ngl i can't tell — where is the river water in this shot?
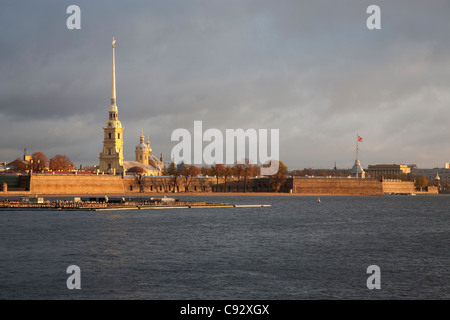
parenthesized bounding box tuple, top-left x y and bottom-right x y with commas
(1, 195, 449, 299)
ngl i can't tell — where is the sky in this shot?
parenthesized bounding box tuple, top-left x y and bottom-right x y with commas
(1, 0, 450, 170)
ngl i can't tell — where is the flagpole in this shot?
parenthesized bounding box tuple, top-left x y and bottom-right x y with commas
(356, 134, 359, 162)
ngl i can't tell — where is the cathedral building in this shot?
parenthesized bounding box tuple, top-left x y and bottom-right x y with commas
(122, 130, 164, 176)
(99, 38, 163, 176)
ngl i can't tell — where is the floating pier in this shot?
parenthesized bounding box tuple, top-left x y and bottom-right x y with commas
(0, 196, 271, 211)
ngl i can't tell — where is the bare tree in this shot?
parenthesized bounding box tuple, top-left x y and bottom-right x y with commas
(31, 152, 48, 171)
(243, 162, 261, 192)
(49, 154, 75, 171)
(164, 162, 181, 193)
(179, 164, 201, 192)
(128, 167, 147, 193)
(223, 166, 233, 192)
(201, 165, 211, 177)
(209, 164, 226, 192)
(232, 163, 245, 192)
(267, 160, 288, 192)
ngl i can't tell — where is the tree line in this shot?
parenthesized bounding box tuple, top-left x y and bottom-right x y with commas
(148, 160, 289, 193)
(23, 152, 75, 172)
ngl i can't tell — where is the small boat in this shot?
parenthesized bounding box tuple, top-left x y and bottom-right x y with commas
(317, 197, 321, 203)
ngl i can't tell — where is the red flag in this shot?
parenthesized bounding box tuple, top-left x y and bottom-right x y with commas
(357, 136, 363, 142)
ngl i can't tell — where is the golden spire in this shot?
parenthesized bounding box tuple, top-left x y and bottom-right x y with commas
(111, 37, 116, 106)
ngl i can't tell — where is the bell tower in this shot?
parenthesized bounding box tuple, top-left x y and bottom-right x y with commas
(135, 129, 150, 165)
(99, 37, 124, 174)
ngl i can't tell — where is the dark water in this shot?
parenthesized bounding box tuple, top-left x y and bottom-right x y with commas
(1, 195, 450, 300)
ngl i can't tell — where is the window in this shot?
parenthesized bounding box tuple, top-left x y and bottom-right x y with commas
(108, 133, 112, 139)
(108, 163, 111, 169)
(108, 148, 112, 155)
(140, 155, 142, 160)
(118, 133, 120, 139)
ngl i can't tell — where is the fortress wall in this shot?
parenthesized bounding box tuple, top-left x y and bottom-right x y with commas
(381, 181, 415, 194)
(292, 178, 384, 195)
(124, 176, 232, 193)
(29, 175, 126, 194)
(122, 176, 276, 193)
(6, 175, 415, 196)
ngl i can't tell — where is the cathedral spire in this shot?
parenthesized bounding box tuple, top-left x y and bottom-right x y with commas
(111, 37, 117, 106)
(100, 37, 124, 175)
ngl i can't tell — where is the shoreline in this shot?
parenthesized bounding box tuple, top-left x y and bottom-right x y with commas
(0, 191, 433, 198)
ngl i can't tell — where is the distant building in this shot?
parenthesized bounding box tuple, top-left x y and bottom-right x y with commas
(350, 160, 365, 179)
(367, 164, 411, 177)
(6, 158, 29, 172)
(411, 167, 450, 182)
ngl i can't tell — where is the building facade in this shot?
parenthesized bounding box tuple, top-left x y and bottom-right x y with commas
(411, 167, 450, 182)
(367, 164, 411, 177)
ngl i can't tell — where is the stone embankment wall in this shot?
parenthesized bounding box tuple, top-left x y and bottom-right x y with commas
(381, 180, 415, 194)
(292, 177, 416, 195)
(0, 175, 417, 196)
(29, 175, 126, 194)
(292, 177, 384, 195)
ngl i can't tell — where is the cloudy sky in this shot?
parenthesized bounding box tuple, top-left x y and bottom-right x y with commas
(1, 0, 450, 170)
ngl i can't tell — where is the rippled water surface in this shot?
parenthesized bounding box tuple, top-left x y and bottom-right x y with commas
(1, 195, 450, 299)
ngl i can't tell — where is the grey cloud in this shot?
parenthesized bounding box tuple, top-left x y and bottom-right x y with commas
(1, 1, 450, 169)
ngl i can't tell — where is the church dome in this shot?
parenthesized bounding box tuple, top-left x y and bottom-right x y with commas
(136, 142, 148, 151)
(135, 131, 150, 151)
(127, 166, 146, 174)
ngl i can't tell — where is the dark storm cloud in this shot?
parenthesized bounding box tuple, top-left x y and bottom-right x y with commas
(1, 0, 450, 168)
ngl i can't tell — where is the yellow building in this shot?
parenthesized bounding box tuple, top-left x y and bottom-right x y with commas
(99, 38, 124, 174)
(122, 130, 164, 176)
(367, 164, 411, 177)
(135, 130, 151, 165)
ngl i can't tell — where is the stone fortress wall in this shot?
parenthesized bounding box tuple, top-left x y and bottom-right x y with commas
(1, 174, 417, 196)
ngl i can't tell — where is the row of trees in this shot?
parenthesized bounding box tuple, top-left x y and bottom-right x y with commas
(28, 152, 75, 171)
(160, 162, 259, 193)
(149, 160, 289, 193)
